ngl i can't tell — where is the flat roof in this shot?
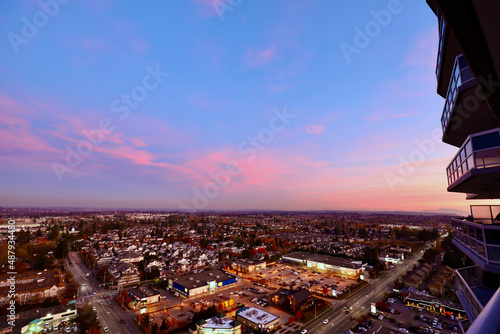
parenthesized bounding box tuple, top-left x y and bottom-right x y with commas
(237, 307, 278, 326)
(175, 269, 236, 290)
(283, 252, 362, 269)
(41, 303, 77, 318)
(201, 316, 236, 329)
(129, 285, 160, 300)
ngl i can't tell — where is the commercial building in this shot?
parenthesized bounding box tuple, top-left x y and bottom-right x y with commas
(19, 303, 78, 334)
(171, 270, 238, 297)
(191, 314, 242, 334)
(128, 285, 161, 308)
(231, 259, 266, 274)
(426, 1, 500, 333)
(235, 307, 279, 333)
(282, 252, 365, 278)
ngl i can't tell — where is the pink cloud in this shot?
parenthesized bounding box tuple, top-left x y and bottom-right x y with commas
(243, 46, 277, 68)
(305, 124, 325, 134)
(130, 138, 147, 147)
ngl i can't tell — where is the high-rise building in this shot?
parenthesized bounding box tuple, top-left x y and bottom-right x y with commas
(427, 1, 500, 333)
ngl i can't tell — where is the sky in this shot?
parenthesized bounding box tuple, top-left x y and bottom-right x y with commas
(1, 0, 496, 212)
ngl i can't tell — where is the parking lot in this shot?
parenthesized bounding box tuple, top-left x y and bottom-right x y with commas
(255, 263, 360, 298)
(350, 295, 462, 334)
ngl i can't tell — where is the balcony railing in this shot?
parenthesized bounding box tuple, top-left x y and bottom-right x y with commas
(436, 14, 446, 81)
(470, 206, 500, 225)
(455, 266, 483, 321)
(446, 128, 500, 187)
(452, 215, 500, 265)
(441, 55, 476, 134)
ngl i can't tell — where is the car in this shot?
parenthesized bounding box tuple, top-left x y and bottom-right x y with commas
(92, 307, 96, 311)
(378, 315, 384, 320)
(108, 304, 112, 308)
(53, 325, 58, 330)
(103, 327, 109, 332)
(120, 319, 125, 324)
(399, 329, 408, 333)
(93, 292, 97, 295)
(65, 328, 71, 333)
(323, 319, 329, 324)
(349, 316, 355, 321)
(301, 330, 308, 334)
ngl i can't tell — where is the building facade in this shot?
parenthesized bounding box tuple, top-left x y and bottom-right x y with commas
(171, 270, 238, 297)
(426, 1, 500, 333)
(282, 252, 364, 278)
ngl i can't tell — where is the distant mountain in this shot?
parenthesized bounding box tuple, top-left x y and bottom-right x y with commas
(421, 208, 469, 216)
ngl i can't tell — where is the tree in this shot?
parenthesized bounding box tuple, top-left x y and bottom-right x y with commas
(34, 253, 53, 270)
(160, 319, 168, 331)
(36, 228, 42, 237)
(241, 249, 251, 258)
(55, 239, 69, 258)
(149, 267, 160, 279)
(17, 228, 30, 244)
(48, 225, 60, 240)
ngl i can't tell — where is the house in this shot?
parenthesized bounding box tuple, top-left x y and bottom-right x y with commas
(108, 262, 141, 288)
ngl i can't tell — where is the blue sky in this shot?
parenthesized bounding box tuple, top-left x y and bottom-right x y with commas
(0, 0, 491, 212)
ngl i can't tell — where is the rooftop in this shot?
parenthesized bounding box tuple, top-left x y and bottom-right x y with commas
(200, 316, 237, 329)
(236, 307, 278, 325)
(283, 252, 363, 269)
(174, 269, 236, 290)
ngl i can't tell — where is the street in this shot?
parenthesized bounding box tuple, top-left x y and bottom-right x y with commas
(67, 252, 141, 334)
(302, 248, 426, 334)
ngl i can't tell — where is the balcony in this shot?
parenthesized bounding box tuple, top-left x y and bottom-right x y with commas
(435, 14, 446, 82)
(446, 128, 500, 198)
(455, 266, 486, 321)
(429, 9, 463, 98)
(451, 212, 500, 270)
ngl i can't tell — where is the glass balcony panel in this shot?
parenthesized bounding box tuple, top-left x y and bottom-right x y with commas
(486, 245, 500, 261)
(475, 227, 484, 242)
(441, 55, 477, 134)
(465, 140, 472, 156)
(484, 229, 500, 245)
(467, 155, 474, 170)
(492, 206, 500, 222)
(471, 239, 477, 252)
(461, 67, 474, 82)
(477, 243, 486, 257)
